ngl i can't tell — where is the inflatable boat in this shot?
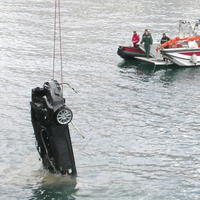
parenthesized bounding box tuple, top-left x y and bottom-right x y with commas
(117, 45, 147, 59)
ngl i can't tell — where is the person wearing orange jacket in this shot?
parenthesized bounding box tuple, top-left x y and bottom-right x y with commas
(132, 31, 140, 47)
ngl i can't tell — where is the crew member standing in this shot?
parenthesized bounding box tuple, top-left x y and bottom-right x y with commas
(160, 33, 170, 45)
(132, 31, 140, 47)
(140, 29, 153, 58)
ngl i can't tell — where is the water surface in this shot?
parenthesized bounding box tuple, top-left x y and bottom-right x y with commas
(1, 0, 200, 199)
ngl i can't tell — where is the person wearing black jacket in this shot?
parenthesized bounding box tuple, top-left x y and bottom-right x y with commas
(161, 33, 170, 45)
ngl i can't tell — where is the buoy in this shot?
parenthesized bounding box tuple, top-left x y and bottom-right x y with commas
(191, 54, 198, 65)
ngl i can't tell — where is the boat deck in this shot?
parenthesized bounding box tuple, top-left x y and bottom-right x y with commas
(135, 57, 173, 66)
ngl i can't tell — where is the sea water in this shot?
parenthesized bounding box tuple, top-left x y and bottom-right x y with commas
(1, 0, 200, 199)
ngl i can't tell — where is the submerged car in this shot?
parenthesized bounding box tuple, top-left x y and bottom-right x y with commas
(30, 80, 77, 176)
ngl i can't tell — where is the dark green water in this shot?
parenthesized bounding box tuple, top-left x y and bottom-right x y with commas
(1, 0, 200, 199)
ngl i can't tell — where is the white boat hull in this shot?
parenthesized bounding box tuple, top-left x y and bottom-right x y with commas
(161, 48, 200, 67)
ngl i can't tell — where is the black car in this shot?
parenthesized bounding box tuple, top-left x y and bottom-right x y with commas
(30, 80, 77, 176)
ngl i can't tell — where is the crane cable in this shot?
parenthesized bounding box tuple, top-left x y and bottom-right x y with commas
(52, 0, 63, 94)
(51, 0, 84, 140)
(52, 0, 78, 95)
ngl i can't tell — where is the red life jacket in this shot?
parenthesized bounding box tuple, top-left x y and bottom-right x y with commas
(132, 33, 140, 44)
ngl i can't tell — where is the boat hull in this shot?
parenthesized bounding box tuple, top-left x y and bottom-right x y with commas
(161, 48, 200, 67)
(117, 46, 147, 59)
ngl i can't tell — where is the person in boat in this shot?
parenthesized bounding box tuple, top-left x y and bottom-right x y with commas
(140, 29, 153, 58)
(160, 33, 170, 46)
(132, 31, 140, 47)
(142, 29, 148, 36)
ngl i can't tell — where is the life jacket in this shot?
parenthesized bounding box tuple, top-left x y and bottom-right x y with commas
(132, 33, 140, 44)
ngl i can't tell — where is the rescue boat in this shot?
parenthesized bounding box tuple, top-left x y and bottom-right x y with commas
(157, 20, 200, 67)
(158, 36, 200, 66)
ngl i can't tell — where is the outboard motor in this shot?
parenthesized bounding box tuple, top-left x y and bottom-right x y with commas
(30, 80, 77, 176)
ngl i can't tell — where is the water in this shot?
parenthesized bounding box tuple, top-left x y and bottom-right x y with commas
(1, 0, 200, 199)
